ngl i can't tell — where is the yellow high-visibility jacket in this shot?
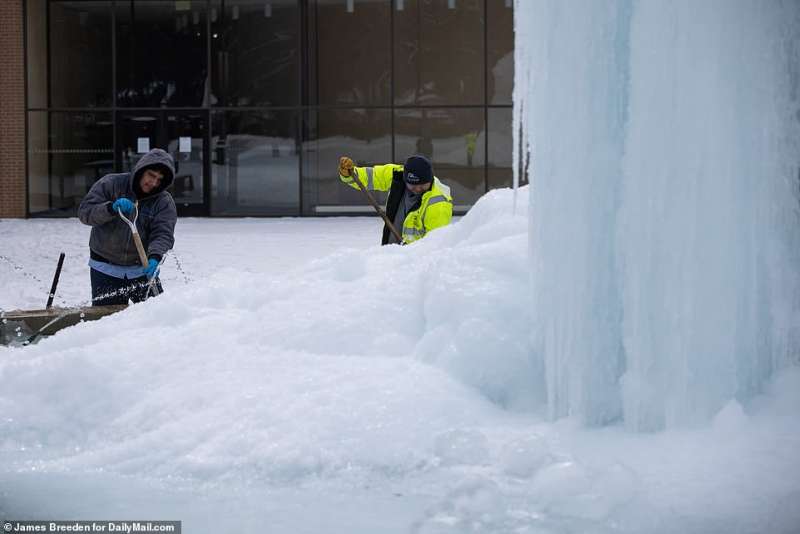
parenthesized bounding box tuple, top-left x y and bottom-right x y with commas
(340, 163, 453, 245)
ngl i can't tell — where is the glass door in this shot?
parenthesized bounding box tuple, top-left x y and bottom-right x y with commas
(116, 110, 209, 215)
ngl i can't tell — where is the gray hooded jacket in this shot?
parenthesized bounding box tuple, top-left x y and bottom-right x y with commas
(78, 149, 177, 266)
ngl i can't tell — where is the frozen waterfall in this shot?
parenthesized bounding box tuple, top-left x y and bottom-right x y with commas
(516, 0, 800, 430)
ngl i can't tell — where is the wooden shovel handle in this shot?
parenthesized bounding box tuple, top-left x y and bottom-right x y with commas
(133, 231, 161, 296)
(131, 232, 149, 268)
(349, 168, 404, 244)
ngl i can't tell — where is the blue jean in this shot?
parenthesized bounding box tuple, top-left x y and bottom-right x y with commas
(90, 268, 163, 306)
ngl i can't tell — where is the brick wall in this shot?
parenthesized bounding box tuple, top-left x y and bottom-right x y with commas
(0, 0, 26, 218)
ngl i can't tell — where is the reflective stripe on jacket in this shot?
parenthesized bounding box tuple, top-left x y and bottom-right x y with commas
(340, 163, 453, 245)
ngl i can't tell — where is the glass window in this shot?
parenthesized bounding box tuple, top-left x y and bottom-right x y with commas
(115, 1, 208, 107)
(211, 111, 300, 215)
(28, 111, 114, 216)
(25, 0, 515, 219)
(302, 109, 392, 215)
(487, 0, 513, 105)
(116, 111, 208, 211)
(487, 107, 511, 189)
(394, 107, 485, 209)
(50, 1, 113, 108)
(210, 0, 300, 107)
(26, 0, 48, 109)
(308, 0, 391, 106)
(394, 0, 484, 106)
(28, 112, 49, 213)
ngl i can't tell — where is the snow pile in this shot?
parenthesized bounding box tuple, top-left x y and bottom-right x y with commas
(517, 0, 800, 429)
(0, 188, 531, 487)
(2, 192, 800, 532)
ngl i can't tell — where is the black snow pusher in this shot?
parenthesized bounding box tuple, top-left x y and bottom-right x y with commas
(1, 305, 126, 346)
(0, 252, 126, 346)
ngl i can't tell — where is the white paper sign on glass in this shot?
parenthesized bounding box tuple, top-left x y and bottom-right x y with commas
(137, 137, 150, 153)
(179, 137, 192, 153)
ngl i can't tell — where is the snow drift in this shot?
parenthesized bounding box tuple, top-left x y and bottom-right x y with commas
(2, 190, 800, 532)
(0, 189, 532, 486)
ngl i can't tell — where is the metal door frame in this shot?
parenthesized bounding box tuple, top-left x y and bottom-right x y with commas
(114, 108, 211, 216)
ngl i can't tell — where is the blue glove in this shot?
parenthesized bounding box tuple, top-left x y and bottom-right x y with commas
(144, 258, 160, 280)
(112, 198, 135, 214)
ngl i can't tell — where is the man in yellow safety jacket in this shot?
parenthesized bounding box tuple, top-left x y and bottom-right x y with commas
(338, 154, 453, 245)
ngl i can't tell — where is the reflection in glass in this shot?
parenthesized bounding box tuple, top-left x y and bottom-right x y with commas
(309, 0, 391, 106)
(50, 1, 113, 108)
(394, 107, 485, 209)
(394, 0, 484, 106)
(211, 111, 300, 215)
(210, 0, 299, 107)
(116, 1, 208, 107)
(487, 0, 514, 105)
(488, 107, 512, 189)
(28, 112, 114, 216)
(302, 109, 392, 215)
(24, 0, 515, 218)
(27, 0, 47, 109)
(116, 112, 207, 208)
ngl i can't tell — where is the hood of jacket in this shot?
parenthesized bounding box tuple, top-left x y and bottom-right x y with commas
(131, 148, 176, 198)
(430, 177, 451, 199)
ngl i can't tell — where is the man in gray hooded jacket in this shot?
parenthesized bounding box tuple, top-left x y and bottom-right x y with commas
(78, 148, 177, 306)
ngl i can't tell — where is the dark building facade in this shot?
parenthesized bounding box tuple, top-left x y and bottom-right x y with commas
(5, 0, 513, 218)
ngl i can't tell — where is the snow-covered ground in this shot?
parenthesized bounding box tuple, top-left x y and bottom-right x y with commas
(1, 188, 799, 533)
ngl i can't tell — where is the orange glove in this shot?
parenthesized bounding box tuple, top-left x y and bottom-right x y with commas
(338, 156, 355, 178)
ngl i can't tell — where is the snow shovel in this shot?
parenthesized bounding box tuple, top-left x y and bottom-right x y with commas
(342, 160, 404, 244)
(20, 251, 68, 344)
(20, 251, 69, 345)
(1, 254, 127, 346)
(7, 253, 122, 346)
(117, 201, 161, 298)
(3, 304, 126, 346)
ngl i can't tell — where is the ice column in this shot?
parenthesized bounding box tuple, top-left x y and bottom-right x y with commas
(517, 1, 633, 425)
(517, 0, 800, 430)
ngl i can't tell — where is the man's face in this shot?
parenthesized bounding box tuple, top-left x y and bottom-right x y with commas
(405, 181, 431, 195)
(139, 168, 165, 194)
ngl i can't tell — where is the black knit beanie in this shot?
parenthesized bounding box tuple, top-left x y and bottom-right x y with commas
(403, 155, 434, 185)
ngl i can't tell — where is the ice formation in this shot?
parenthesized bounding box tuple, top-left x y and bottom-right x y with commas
(516, 0, 800, 430)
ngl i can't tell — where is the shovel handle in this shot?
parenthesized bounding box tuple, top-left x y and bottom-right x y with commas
(348, 168, 404, 244)
(117, 202, 161, 297)
(131, 224, 161, 297)
(46, 252, 66, 309)
(131, 232, 149, 268)
(117, 201, 149, 267)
